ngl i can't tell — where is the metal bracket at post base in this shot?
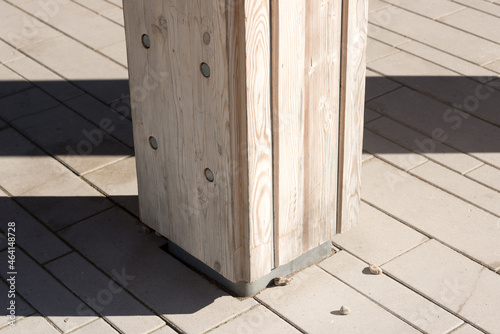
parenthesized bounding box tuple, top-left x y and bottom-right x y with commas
(164, 240, 334, 297)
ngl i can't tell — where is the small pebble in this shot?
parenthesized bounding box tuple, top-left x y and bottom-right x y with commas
(369, 264, 383, 275)
(339, 305, 351, 315)
(64, 318, 70, 323)
(274, 277, 292, 286)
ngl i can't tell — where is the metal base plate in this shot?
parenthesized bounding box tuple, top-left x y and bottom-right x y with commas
(164, 240, 334, 297)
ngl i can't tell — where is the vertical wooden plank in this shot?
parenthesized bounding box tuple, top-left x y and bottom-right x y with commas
(303, 0, 342, 248)
(125, 0, 244, 281)
(273, 0, 342, 266)
(244, 0, 274, 281)
(273, 0, 306, 266)
(226, 0, 251, 282)
(337, 0, 368, 233)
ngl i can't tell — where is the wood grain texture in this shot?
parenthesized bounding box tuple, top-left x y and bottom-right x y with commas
(124, 0, 239, 281)
(124, 0, 274, 283)
(273, 0, 342, 266)
(337, 0, 368, 233)
(244, 0, 274, 281)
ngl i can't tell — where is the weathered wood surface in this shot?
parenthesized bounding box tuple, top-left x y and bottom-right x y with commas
(125, 0, 367, 283)
(272, 0, 342, 266)
(337, 0, 368, 233)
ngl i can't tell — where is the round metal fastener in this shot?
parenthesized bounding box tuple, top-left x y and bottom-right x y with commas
(149, 136, 158, 150)
(204, 168, 214, 182)
(203, 32, 211, 45)
(200, 62, 210, 78)
(141, 34, 151, 49)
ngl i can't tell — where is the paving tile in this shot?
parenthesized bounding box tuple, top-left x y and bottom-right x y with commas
(382, 240, 500, 333)
(72, 0, 120, 14)
(484, 58, 500, 73)
(0, 315, 59, 333)
(365, 70, 400, 101)
(0, 64, 31, 99)
(410, 161, 500, 216)
(207, 305, 301, 334)
(319, 251, 463, 334)
(367, 22, 411, 47)
(20, 35, 129, 103)
(397, 41, 498, 81)
(0, 40, 25, 64)
(364, 108, 381, 123)
(0, 191, 71, 263)
(98, 41, 127, 67)
(381, 0, 464, 19)
(368, 6, 500, 64)
(362, 158, 500, 271)
(362, 151, 373, 163)
(452, 0, 500, 18)
(46, 252, 166, 334)
(69, 319, 119, 334)
(18, 0, 125, 50)
(58, 207, 257, 333)
(256, 265, 419, 334)
(64, 93, 133, 147)
(5, 56, 84, 101)
(0, 249, 97, 333)
(83, 156, 138, 216)
(0, 87, 59, 121)
(0, 1, 62, 48)
(11, 105, 133, 174)
(102, 9, 124, 26)
(0, 127, 69, 196)
(0, 119, 8, 131)
(366, 116, 483, 174)
(0, 280, 35, 320)
(368, 0, 391, 13)
(105, 0, 122, 9)
(332, 202, 428, 265)
(450, 324, 484, 334)
(363, 129, 427, 171)
(149, 325, 177, 334)
(439, 8, 500, 44)
(366, 87, 500, 168)
(16, 172, 113, 231)
(466, 163, 500, 192)
(366, 38, 399, 63)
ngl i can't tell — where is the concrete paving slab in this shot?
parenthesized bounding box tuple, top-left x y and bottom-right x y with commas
(256, 265, 420, 334)
(0, 315, 59, 333)
(58, 207, 257, 333)
(332, 202, 428, 265)
(362, 158, 500, 271)
(0, 64, 31, 99)
(0, 249, 97, 333)
(0, 190, 71, 263)
(83, 156, 138, 216)
(11, 104, 133, 174)
(207, 305, 301, 334)
(366, 116, 483, 174)
(46, 252, 166, 334)
(319, 251, 464, 334)
(383, 240, 500, 334)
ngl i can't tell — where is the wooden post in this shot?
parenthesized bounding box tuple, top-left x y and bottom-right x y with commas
(123, 0, 368, 296)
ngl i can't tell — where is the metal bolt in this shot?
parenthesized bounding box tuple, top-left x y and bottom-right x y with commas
(200, 62, 210, 78)
(203, 32, 211, 45)
(204, 168, 214, 182)
(149, 136, 158, 150)
(141, 34, 150, 49)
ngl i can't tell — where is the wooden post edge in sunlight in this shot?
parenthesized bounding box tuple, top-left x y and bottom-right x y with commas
(123, 0, 368, 296)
